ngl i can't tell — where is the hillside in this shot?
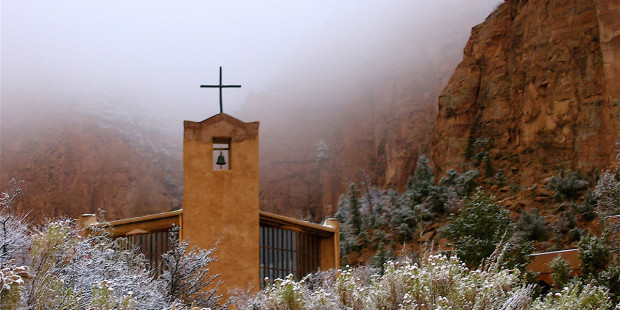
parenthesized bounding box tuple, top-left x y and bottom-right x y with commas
(1, 0, 617, 225)
(242, 0, 619, 221)
(240, 27, 471, 220)
(0, 99, 182, 220)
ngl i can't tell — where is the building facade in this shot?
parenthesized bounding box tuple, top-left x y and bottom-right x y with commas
(84, 113, 340, 297)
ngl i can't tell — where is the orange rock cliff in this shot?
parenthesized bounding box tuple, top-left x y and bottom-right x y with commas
(430, 0, 620, 186)
(1, 0, 618, 222)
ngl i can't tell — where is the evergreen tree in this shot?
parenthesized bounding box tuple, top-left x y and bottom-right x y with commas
(550, 256, 572, 289)
(516, 208, 549, 242)
(578, 234, 610, 279)
(347, 184, 363, 237)
(406, 155, 435, 204)
(442, 189, 512, 267)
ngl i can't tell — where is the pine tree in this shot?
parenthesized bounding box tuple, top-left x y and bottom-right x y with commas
(347, 184, 363, 237)
(442, 189, 512, 267)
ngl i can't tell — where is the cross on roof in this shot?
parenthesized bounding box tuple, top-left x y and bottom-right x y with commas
(200, 66, 241, 114)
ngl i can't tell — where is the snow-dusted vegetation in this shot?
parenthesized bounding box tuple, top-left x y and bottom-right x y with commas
(2, 160, 619, 309)
(236, 253, 613, 309)
(0, 180, 221, 310)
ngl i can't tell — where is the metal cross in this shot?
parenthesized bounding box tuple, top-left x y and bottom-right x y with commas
(200, 66, 241, 114)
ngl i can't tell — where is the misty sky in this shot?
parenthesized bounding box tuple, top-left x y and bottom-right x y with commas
(2, 0, 501, 134)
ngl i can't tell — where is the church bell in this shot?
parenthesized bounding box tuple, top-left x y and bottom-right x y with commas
(216, 151, 227, 167)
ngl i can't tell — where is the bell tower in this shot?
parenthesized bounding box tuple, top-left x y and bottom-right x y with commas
(182, 113, 260, 292)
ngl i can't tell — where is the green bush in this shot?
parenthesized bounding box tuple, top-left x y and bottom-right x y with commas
(598, 265, 620, 304)
(550, 256, 572, 289)
(442, 189, 513, 267)
(547, 170, 589, 201)
(578, 234, 610, 279)
(516, 208, 549, 242)
(530, 282, 612, 310)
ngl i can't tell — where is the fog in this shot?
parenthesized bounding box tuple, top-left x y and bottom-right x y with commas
(2, 0, 501, 137)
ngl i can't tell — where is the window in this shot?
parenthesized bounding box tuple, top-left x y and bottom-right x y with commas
(125, 229, 172, 276)
(259, 226, 321, 287)
(213, 138, 230, 170)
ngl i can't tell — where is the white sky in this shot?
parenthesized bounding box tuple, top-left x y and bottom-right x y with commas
(1, 0, 501, 133)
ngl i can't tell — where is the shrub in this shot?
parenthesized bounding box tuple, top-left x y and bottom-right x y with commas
(442, 189, 513, 267)
(0, 179, 30, 268)
(0, 265, 30, 309)
(578, 234, 610, 279)
(598, 265, 620, 304)
(592, 170, 620, 219)
(591, 170, 620, 252)
(0, 178, 224, 310)
(530, 282, 612, 310)
(495, 168, 507, 186)
(26, 220, 170, 309)
(552, 211, 576, 243)
(238, 254, 616, 310)
(516, 208, 549, 242)
(160, 225, 222, 308)
(547, 170, 589, 201)
(238, 254, 528, 310)
(550, 256, 571, 289)
(572, 199, 595, 221)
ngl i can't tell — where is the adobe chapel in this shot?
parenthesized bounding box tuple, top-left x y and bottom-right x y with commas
(81, 111, 340, 296)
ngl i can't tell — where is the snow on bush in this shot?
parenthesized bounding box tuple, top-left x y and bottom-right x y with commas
(235, 253, 615, 309)
(0, 264, 30, 309)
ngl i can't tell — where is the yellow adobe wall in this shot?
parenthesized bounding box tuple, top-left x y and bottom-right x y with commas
(320, 218, 340, 270)
(183, 114, 260, 296)
(528, 249, 581, 285)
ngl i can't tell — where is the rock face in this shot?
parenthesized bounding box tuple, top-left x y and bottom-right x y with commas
(4, 0, 617, 223)
(243, 59, 459, 220)
(431, 0, 620, 186)
(0, 101, 182, 220)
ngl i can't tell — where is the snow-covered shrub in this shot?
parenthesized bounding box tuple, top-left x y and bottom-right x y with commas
(578, 233, 611, 279)
(0, 179, 30, 267)
(160, 225, 222, 308)
(26, 219, 80, 309)
(238, 252, 617, 309)
(261, 274, 308, 310)
(63, 225, 168, 309)
(0, 264, 29, 309)
(237, 254, 529, 309)
(21, 219, 170, 309)
(531, 282, 612, 310)
(90, 280, 136, 310)
(547, 170, 589, 202)
(516, 208, 549, 242)
(592, 170, 620, 251)
(550, 256, 572, 289)
(442, 189, 513, 267)
(592, 170, 620, 219)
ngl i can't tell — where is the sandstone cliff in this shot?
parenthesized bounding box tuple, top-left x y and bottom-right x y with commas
(0, 100, 182, 220)
(4, 0, 618, 224)
(242, 50, 461, 220)
(431, 0, 620, 187)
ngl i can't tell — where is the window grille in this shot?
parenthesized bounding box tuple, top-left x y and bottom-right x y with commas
(259, 226, 320, 288)
(125, 229, 172, 276)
